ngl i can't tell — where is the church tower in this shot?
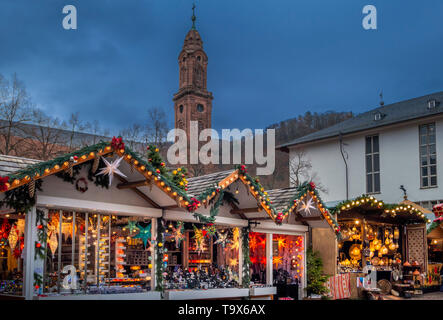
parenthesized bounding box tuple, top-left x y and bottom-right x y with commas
(173, 5, 213, 140)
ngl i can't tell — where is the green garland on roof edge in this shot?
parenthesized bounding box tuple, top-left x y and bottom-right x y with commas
(282, 181, 341, 238)
(331, 194, 428, 223)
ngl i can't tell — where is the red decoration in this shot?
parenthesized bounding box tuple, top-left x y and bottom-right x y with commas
(111, 136, 125, 151)
(239, 165, 247, 173)
(309, 182, 316, 190)
(0, 176, 9, 192)
(433, 203, 443, 218)
(276, 212, 284, 224)
(35, 242, 41, 248)
(0, 218, 11, 240)
(37, 224, 43, 230)
(75, 177, 88, 193)
(156, 169, 160, 174)
(187, 197, 201, 212)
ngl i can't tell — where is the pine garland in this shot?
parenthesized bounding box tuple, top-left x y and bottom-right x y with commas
(155, 218, 166, 292)
(1, 180, 42, 213)
(241, 226, 251, 288)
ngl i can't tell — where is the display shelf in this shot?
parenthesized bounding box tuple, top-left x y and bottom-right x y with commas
(164, 288, 249, 300)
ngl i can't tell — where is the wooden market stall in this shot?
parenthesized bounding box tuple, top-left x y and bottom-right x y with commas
(330, 195, 430, 299)
(426, 204, 443, 291)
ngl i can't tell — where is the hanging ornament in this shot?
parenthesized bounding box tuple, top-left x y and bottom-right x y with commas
(193, 226, 206, 254)
(8, 225, 19, 250)
(229, 227, 240, 251)
(170, 222, 185, 248)
(124, 220, 140, 234)
(96, 156, 127, 187)
(92, 156, 100, 174)
(16, 219, 25, 235)
(61, 222, 73, 239)
(28, 179, 35, 198)
(214, 230, 230, 249)
(48, 231, 58, 257)
(132, 223, 151, 248)
(272, 256, 283, 266)
(0, 218, 11, 240)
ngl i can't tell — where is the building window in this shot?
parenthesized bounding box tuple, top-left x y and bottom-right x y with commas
(197, 104, 204, 112)
(420, 123, 437, 188)
(365, 135, 380, 193)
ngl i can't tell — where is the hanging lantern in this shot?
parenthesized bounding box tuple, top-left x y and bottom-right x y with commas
(389, 242, 396, 251)
(394, 228, 399, 240)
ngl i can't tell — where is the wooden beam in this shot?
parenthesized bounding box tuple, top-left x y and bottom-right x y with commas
(117, 179, 149, 189)
(229, 203, 247, 220)
(115, 176, 160, 209)
(230, 207, 261, 214)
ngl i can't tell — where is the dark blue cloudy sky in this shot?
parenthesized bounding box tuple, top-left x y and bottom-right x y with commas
(1, 0, 442, 134)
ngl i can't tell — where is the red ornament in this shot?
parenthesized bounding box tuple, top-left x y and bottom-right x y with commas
(309, 182, 316, 190)
(37, 224, 43, 230)
(0, 176, 10, 192)
(276, 212, 284, 224)
(111, 136, 125, 151)
(160, 162, 165, 167)
(156, 169, 161, 174)
(35, 242, 41, 248)
(34, 285, 40, 290)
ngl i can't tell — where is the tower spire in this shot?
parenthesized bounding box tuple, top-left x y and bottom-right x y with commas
(191, 3, 196, 30)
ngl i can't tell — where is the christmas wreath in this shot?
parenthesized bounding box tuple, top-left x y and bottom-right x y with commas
(75, 177, 88, 193)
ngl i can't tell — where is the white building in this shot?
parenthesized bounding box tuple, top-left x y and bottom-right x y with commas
(279, 92, 443, 211)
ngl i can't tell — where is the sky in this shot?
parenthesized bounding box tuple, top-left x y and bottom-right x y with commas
(0, 0, 442, 134)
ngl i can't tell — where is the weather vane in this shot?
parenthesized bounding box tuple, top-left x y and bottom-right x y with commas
(191, 3, 196, 30)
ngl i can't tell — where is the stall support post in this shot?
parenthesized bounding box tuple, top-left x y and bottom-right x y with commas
(151, 218, 157, 290)
(23, 206, 36, 299)
(266, 233, 273, 286)
(24, 206, 46, 300)
(238, 228, 243, 285)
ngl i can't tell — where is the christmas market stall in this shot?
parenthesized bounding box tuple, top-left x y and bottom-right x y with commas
(0, 155, 39, 297)
(426, 204, 443, 291)
(0, 139, 191, 300)
(330, 195, 430, 299)
(262, 182, 340, 300)
(161, 166, 310, 300)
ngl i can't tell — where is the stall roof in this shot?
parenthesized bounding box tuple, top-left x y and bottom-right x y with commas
(0, 155, 41, 176)
(187, 170, 233, 197)
(266, 184, 341, 236)
(332, 195, 430, 225)
(0, 140, 190, 209)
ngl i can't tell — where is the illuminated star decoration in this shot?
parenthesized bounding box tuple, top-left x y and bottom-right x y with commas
(171, 222, 185, 248)
(276, 236, 287, 249)
(229, 227, 240, 251)
(193, 227, 206, 254)
(229, 258, 238, 267)
(96, 156, 127, 187)
(214, 231, 230, 249)
(272, 256, 283, 266)
(124, 220, 140, 234)
(133, 223, 152, 248)
(300, 197, 316, 216)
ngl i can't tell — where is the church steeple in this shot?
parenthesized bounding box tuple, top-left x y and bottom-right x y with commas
(191, 3, 196, 30)
(173, 5, 213, 139)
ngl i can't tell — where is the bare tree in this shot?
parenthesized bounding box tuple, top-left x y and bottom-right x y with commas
(119, 123, 145, 153)
(289, 148, 327, 193)
(23, 109, 68, 160)
(0, 73, 33, 156)
(145, 107, 169, 147)
(67, 112, 86, 151)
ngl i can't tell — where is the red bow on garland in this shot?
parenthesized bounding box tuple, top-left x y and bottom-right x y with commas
(276, 212, 284, 224)
(187, 197, 201, 212)
(239, 165, 247, 173)
(111, 136, 125, 151)
(309, 182, 316, 190)
(0, 176, 9, 192)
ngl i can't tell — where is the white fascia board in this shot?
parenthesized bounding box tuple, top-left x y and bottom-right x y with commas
(36, 195, 162, 217)
(164, 210, 248, 227)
